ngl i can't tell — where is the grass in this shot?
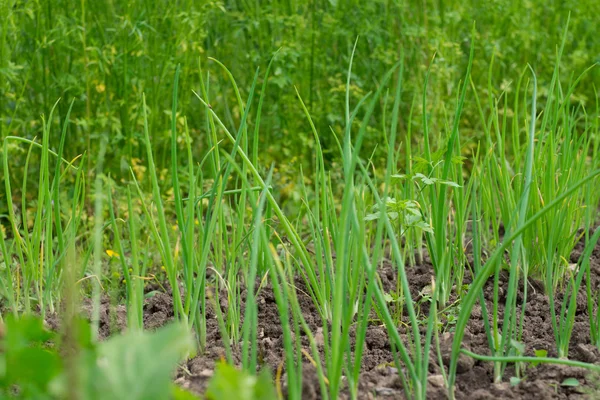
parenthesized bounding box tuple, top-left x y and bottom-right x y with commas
(1, 1, 600, 399)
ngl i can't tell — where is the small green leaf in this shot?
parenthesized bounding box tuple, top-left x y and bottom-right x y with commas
(404, 214, 421, 225)
(413, 173, 435, 185)
(531, 349, 548, 366)
(509, 376, 522, 386)
(414, 221, 434, 233)
(561, 378, 580, 387)
(438, 179, 461, 188)
(431, 148, 446, 163)
(364, 212, 380, 221)
(391, 174, 407, 181)
(534, 349, 548, 358)
(419, 285, 433, 298)
(509, 339, 525, 355)
(452, 155, 467, 164)
(385, 198, 398, 207)
(404, 207, 420, 217)
(412, 156, 430, 165)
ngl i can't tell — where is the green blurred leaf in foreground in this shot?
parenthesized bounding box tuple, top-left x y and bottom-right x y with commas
(206, 362, 277, 400)
(80, 322, 194, 400)
(0, 316, 197, 399)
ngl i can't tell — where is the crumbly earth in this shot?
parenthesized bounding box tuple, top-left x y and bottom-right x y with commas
(44, 233, 600, 399)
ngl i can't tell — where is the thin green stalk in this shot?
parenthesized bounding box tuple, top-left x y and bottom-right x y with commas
(126, 187, 144, 331)
(106, 183, 135, 329)
(433, 24, 475, 305)
(187, 69, 260, 340)
(141, 93, 185, 321)
(241, 167, 274, 372)
(91, 137, 107, 341)
(498, 66, 537, 379)
(461, 349, 600, 373)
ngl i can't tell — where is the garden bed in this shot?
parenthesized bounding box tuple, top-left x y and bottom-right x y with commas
(72, 233, 600, 399)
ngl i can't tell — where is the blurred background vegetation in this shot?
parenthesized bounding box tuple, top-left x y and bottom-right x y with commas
(1, 0, 599, 208)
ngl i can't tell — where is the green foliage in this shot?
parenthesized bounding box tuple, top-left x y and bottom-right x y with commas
(561, 378, 580, 387)
(0, 317, 196, 400)
(78, 322, 194, 400)
(1, 1, 600, 400)
(365, 169, 461, 237)
(365, 198, 433, 233)
(206, 362, 277, 400)
(0, 316, 62, 398)
(1, 0, 599, 187)
(532, 349, 548, 367)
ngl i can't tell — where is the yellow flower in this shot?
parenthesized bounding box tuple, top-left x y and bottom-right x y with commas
(106, 249, 120, 258)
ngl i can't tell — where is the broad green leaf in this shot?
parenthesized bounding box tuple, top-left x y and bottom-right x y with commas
(7, 347, 62, 392)
(5, 315, 54, 351)
(1, 315, 61, 395)
(82, 322, 193, 400)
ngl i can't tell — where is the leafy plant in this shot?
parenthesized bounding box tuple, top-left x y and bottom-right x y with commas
(1, 2, 600, 399)
(365, 197, 433, 234)
(0, 316, 196, 400)
(0, 315, 62, 398)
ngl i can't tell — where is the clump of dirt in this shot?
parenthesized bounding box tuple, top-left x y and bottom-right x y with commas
(143, 291, 175, 330)
(45, 296, 127, 340)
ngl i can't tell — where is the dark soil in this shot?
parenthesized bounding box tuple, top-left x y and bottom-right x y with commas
(44, 234, 600, 399)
